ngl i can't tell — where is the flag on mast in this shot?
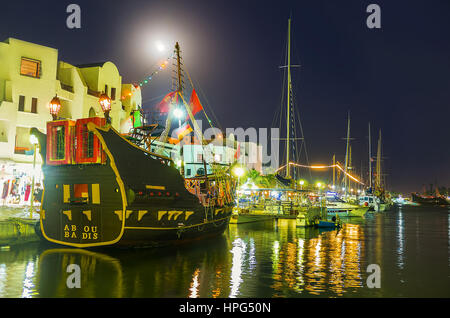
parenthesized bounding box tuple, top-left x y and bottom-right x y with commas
(186, 89, 203, 121)
(157, 91, 178, 113)
(173, 122, 193, 140)
(234, 143, 241, 160)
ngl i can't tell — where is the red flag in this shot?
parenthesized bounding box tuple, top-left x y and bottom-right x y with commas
(173, 123, 193, 140)
(186, 89, 203, 120)
(234, 143, 241, 160)
(157, 91, 178, 113)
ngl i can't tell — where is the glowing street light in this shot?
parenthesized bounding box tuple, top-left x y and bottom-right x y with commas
(49, 95, 61, 120)
(99, 93, 112, 123)
(299, 179, 304, 190)
(233, 166, 245, 178)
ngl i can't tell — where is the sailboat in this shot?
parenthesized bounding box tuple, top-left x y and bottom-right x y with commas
(359, 128, 392, 211)
(411, 184, 449, 206)
(31, 43, 234, 248)
(325, 112, 369, 217)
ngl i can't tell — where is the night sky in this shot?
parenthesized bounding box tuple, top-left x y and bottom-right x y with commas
(1, 0, 449, 193)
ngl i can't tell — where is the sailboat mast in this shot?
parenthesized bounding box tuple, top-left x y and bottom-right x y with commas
(332, 154, 336, 187)
(159, 42, 184, 144)
(368, 122, 372, 190)
(175, 42, 183, 94)
(286, 17, 292, 179)
(343, 112, 351, 192)
(376, 129, 382, 189)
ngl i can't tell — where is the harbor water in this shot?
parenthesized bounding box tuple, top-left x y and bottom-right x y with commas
(0, 205, 449, 298)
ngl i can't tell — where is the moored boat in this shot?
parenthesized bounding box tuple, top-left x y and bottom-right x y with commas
(31, 119, 234, 248)
(326, 195, 369, 217)
(411, 192, 449, 206)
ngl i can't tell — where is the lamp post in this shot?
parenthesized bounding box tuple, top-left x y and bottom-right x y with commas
(232, 166, 245, 207)
(29, 134, 39, 218)
(49, 95, 61, 120)
(99, 92, 112, 123)
(299, 180, 304, 190)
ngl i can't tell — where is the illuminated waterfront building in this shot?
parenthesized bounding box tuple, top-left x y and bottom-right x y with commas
(0, 38, 141, 205)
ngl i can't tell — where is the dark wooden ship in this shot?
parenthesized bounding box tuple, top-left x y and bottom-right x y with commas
(32, 116, 234, 248)
(411, 192, 449, 206)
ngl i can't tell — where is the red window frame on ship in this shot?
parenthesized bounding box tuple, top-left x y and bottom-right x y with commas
(46, 120, 75, 166)
(75, 117, 106, 164)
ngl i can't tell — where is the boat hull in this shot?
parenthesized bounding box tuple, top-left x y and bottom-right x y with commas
(327, 206, 369, 217)
(37, 123, 234, 248)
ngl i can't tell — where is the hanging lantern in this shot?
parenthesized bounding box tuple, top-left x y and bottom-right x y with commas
(49, 95, 61, 120)
(99, 93, 111, 123)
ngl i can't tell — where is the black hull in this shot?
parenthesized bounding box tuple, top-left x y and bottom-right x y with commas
(411, 193, 449, 206)
(35, 123, 234, 248)
(118, 216, 230, 247)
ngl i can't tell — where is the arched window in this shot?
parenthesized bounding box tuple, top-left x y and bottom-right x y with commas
(88, 107, 96, 118)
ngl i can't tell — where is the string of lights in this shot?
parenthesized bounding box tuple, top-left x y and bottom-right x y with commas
(120, 54, 174, 101)
(276, 162, 364, 185)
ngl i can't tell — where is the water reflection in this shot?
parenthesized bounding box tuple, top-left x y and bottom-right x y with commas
(229, 238, 246, 298)
(1, 207, 449, 297)
(397, 207, 405, 269)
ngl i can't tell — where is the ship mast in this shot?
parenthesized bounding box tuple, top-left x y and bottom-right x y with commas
(285, 17, 292, 179)
(159, 42, 184, 143)
(368, 122, 372, 190)
(175, 42, 183, 95)
(343, 111, 351, 193)
(376, 129, 382, 189)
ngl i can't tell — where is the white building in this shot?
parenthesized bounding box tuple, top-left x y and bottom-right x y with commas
(0, 37, 141, 205)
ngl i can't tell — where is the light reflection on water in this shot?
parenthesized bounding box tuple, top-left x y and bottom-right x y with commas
(0, 206, 449, 298)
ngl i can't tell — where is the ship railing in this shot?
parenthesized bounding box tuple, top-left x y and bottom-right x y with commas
(184, 177, 233, 207)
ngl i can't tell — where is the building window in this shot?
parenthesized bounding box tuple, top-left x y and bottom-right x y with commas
(105, 84, 108, 95)
(18, 95, 25, 112)
(186, 168, 191, 176)
(197, 153, 203, 162)
(111, 87, 116, 100)
(197, 167, 205, 176)
(0, 121, 8, 143)
(14, 127, 33, 155)
(214, 154, 222, 162)
(31, 98, 38, 113)
(20, 57, 40, 78)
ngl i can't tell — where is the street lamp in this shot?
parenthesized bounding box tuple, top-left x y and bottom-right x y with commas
(99, 92, 112, 123)
(299, 180, 304, 190)
(49, 95, 61, 120)
(29, 134, 39, 218)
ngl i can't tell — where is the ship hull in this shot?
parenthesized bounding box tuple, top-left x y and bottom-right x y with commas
(36, 122, 234, 248)
(327, 206, 369, 217)
(411, 193, 449, 206)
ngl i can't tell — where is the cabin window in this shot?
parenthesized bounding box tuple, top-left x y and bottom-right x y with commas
(78, 123, 94, 158)
(74, 184, 89, 200)
(369, 198, 373, 203)
(50, 125, 66, 160)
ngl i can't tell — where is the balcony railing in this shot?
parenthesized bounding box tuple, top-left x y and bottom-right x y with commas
(87, 89, 100, 97)
(60, 83, 74, 93)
